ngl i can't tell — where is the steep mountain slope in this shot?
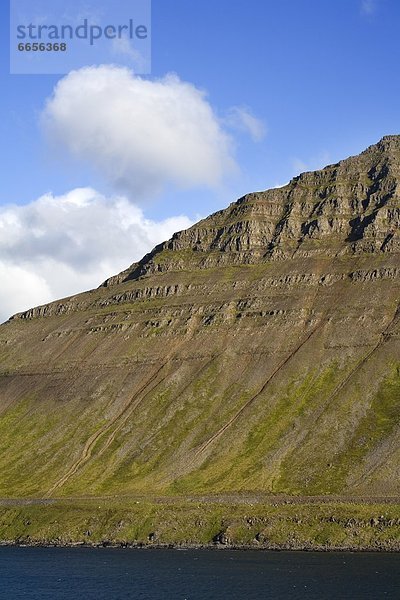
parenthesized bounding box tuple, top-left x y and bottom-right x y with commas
(0, 135, 399, 500)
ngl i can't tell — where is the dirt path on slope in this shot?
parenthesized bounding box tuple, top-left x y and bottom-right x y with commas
(45, 361, 171, 497)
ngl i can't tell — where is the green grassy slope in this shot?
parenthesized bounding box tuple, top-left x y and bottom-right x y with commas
(0, 255, 399, 499)
(0, 137, 399, 551)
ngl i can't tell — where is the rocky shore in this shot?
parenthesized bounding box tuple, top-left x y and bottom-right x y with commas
(1, 497, 399, 552)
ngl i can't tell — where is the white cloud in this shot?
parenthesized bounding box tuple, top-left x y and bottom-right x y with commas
(225, 106, 266, 142)
(111, 36, 148, 72)
(41, 66, 237, 198)
(361, 0, 377, 15)
(0, 187, 193, 323)
(0, 264, 51, 324)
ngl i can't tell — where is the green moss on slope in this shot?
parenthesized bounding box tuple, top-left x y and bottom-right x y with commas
(277, 365, 400, 495)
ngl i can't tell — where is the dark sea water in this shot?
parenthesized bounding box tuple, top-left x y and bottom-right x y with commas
(0, 547, 399, 599)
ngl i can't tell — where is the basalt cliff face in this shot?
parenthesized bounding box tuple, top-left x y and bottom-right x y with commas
(0, 136, 399, 500)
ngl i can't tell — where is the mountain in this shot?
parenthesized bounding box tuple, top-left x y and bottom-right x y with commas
(0, 135, 399, 506)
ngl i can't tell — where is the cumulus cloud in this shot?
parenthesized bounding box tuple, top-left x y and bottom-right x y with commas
(0, 187, 193, 323)
(0, 264, 51, 324)
(225, 106, 266, 142)
(41, 66, 236, 198)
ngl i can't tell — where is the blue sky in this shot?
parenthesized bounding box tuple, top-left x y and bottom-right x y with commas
(0, 0, 399, 319)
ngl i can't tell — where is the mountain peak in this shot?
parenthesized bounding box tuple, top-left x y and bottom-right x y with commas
(361, 134, 400, 157)
(109, 136, 400, 285)
(377, 133, 400, 144)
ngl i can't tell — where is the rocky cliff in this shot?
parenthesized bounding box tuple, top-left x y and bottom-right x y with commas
(0, 136, 399, 500)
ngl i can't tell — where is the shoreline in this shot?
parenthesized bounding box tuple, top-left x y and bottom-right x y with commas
(1, 540, 400, 552)
(0, 541, 400, 554)
(1, 496, 399, 552)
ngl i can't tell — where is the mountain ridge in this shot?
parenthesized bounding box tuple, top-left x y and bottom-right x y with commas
(102, 134, 400, 285)
(0, 136, 399, 507)
(10, 134, 400, 322)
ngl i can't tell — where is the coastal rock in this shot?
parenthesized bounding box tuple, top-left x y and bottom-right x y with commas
(213, 531, 230, 545)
